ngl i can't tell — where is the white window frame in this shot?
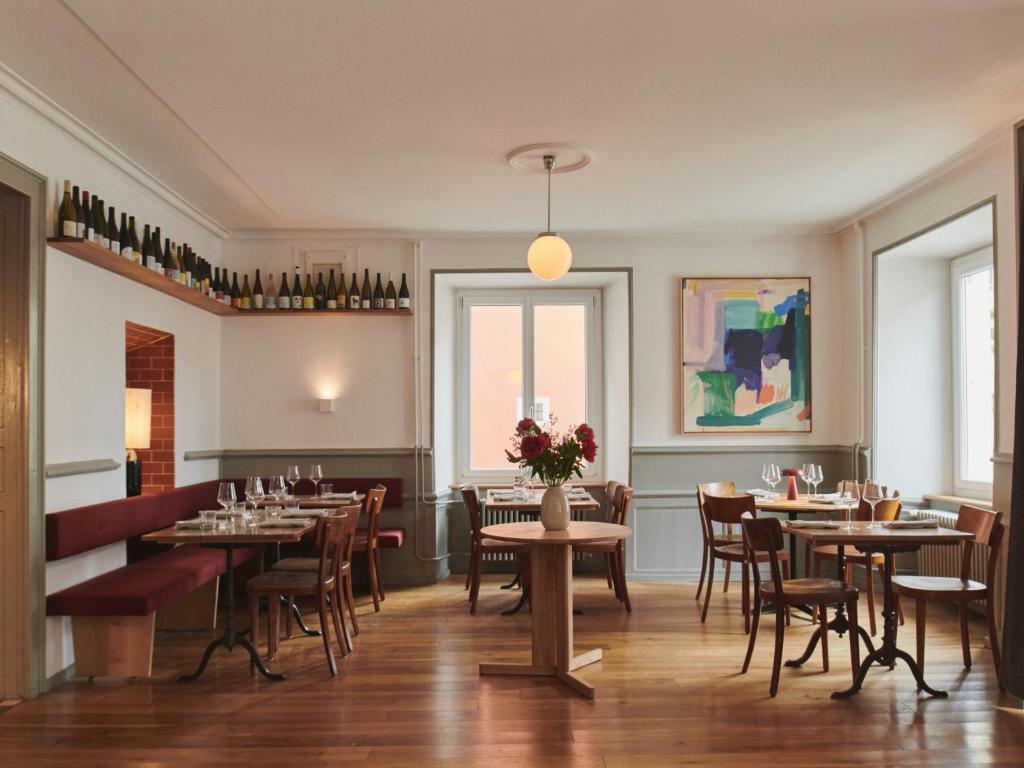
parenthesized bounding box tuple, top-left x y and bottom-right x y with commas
(951, 250, 994, 498)
(456, 288, 603, 482)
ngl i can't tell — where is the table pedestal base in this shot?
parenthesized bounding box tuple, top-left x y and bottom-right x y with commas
(480, 543, 600, 699)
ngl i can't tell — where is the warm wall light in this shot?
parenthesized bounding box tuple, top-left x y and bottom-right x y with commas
(125, 388, 152, 454)
(318, 398, 336, 413)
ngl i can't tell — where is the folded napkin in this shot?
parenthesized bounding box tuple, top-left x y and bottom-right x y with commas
(322, 491, 358, 499)
(283, 508, 329, 517)
(258, 518, 313, 528)
(787, 520, 840, 529)
(175, 518, 204, 529)
(491, 491, 519, 500)
(809, 495, 853, 505)
(746, 488, 774, 498)
(567, 489, 590, 499)
(883, 519, 938, 529)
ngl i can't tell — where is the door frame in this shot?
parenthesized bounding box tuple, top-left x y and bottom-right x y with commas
(0, 151, 46, 698)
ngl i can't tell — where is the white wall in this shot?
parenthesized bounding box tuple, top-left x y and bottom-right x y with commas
(875, 256, 953, 498)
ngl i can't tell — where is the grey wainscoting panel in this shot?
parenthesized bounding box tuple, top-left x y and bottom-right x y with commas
(44, 458, 120, 478)
(628, 490, 703, 581)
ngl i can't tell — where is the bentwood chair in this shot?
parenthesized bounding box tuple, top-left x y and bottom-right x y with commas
(602, 481, 624, 591)
(460, 485, 530, 614)
(739, 512, 861, 697)
(575, 486, 635, 612)
(273, 502, 362, 644)
(700, 494, 790, 633)
(248, 511, 356, 676)
(353, 486, 387, 612)
(892, 505, 1004, 683)
(809, 483, 903, 635)
(695, 481, 741, 601)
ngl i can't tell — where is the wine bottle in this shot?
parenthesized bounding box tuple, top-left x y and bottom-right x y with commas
(385, 272, 397, 310)
(313, 272, 326, 310)
(127, 216, 141, 266)
(141, 224, 153, 270)
(337, 269, 348, 310)
(212, 267, 222, 300)
(230, 272, 241, 308)
(361, 269, 372, 310)
(95, 198, 108, 248)
(223, 267, 233, 306)
(58, 180, 77, 238)
(240, 273, 252, 310)
(72, 185, 84, 238)
(108, 207, 121, 255)
(183, 244, 193, 287)
(82, 191, 93, 242)
(152, 227, 163, 275)
(326, 269, 338, 310)
(252, 269, 264, 309)
(118, 213, 132, 260)
(373, 272, 385, 309)
(165, 239, 177, 282)
(264, 268, 278, 309)
(398, 272, 410, 309)
(303, 273, 315, 310)
(279, 271, 291, 310)
(291, 267, 303, 309)
(349, 272, 360, 310)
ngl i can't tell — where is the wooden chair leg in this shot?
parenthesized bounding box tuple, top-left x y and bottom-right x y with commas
(368, 550, 381, 613)
(268, 594, 281, 659)
(700, 553, 716, 623)
(469, 549, 482, 615)
(695, 541, 709, 601)
(329, 587, 349, 658)
(782, 559, 791, 626)
(373, 548, 386, 601)
(959, 601, 972, 670)
(742, 592, 761, 673)
(985, 597, 1001, 682)
(723, 559, 732, 593)
(464, 544, 473, 590)
(285, 594, 294, 639)
(609, 553, 623, 600)
(915, 598, 927, 675)
(741, 559, 751, 634)
(344, 574, 360, 636)
(865, 562, 877, 636)
(847, 598, 861, 683)
(819, 603, 829, 672)
(317, 595, 337, 676)
(605, 552, 615, 591)
(770, 606, 785, 697)
(617, 547, 632, 613)
(812, 557, 822, 624)
(249, 594, 259, 676)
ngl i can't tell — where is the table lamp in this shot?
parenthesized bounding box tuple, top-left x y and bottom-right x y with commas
(125, 387, 152, 497)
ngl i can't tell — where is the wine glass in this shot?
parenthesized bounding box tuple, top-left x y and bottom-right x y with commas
(761, 463, 771, 493)
(267, 475, 286, 506)
(765, 464, 781, 499)
(809, 464, 823, 497)
(244, 475, 264, 524)
(216, 482, 236, 530)
(801, 463, 813, 495)
(863, 479, 883, 529)
(839, 480, 860, 530)
(286, 465, 301, 497)
(309, 464, 323, 498)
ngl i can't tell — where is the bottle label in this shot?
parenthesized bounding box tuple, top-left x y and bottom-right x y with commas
(398, 298, 410, 309)
(253, 295, 264, 309)
(62, 220, 77, 237)
(75, 221, 85, 238)
(134, 250, 142, 264)
(265, 296, 276, 309)
(362, 299, 371, 309)
(172, 270, 181, 282)
(86, 226, 94, 242)
(291, 295, 303, 309)
(385, 299, 396, 310)
(303, 297, 314, 310)
(326, 299, 337, 310)
(278, 298, 289, 309)
(121, 246, 133, 259)
(101, 236, 110, 250)
(373, 298, 385, 309)
(350, 296, 360, 309)
(241, 297, 252, 310)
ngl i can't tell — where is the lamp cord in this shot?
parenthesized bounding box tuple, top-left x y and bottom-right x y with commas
(546, 164, 551, 232)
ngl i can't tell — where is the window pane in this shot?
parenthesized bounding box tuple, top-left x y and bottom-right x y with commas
(533, 304, 587, 431)
(960, 266, 994, 485)
(470, 305, 522, 469)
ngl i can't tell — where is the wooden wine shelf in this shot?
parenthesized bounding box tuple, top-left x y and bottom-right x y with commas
(47, 237, 413, 318)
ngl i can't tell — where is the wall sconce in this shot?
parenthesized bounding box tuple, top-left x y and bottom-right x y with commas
(318, 398, 336, 413)
(125, 387, 152, 496)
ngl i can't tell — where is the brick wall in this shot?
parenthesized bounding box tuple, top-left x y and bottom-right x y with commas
(126, 335, 175, 493)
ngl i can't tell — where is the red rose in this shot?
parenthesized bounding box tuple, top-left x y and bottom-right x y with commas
(581, 438, 598, 463)
(575, 423, 595, 441)
(521, 433, 550, 460)
(517, 418, 537, 435)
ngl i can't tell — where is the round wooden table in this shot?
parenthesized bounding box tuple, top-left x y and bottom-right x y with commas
(478, 521, 632, 699)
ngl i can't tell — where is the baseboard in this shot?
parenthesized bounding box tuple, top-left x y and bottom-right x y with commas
(44, 664, 75, 691)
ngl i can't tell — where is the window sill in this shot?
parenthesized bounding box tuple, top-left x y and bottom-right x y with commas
(449, 480, 607, 491)
(923, 493, 993, 510)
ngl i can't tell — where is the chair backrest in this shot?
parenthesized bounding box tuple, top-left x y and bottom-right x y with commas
(605, 481, 623, 523)
(740, 512, 785, 596)
(612, 487, 634, 527)
(336, 502, 362, 564)
(696, 481, 738, 545)
(316, 512, 351, 586)
(702, 493, 756, 526)
(363, 486, 386, 539)
(460, 485, 484, 538)
(955, 505, 1004, 584)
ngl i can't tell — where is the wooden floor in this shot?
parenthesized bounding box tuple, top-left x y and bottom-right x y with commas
(2, 577, 1022, 767)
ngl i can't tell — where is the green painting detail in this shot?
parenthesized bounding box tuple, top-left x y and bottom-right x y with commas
(682, 278, 811, 433)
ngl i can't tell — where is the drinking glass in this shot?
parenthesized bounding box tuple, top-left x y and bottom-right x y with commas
(761, 463, 771, 492)
(266, 475, 286, 505)
(320, 482, 333, 498)
(810, 465, 823, 496)
(839, 480, 860, 530)
(199, 509, 217, 530)
(512, 472, 526, 501)
(243, 475, 264, 525)
(801, 463, 813, 495)
(766, 464, 781, 499)
(309, 464, 324, 497)
(216, 482, 236, 530)
(286, 465, 301, 497)
(863, 479, 883, 529)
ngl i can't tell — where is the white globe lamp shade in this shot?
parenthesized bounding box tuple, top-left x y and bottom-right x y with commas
(527, 234, 573, 281)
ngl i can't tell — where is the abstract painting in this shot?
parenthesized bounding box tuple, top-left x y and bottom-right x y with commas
(681, 277, 811, 432)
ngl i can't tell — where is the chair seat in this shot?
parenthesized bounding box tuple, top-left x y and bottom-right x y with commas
(715, 543, 790, 562)
(354, 527, 406, 550)
(892, 575, 988, 599)
(481, 538, 529, 553)
(247, 569, 333, 596)
(760, 577, 857, 603)
(575, 539, 618, 553)
(813, 544, 883, 564)
(273, 557, 351, 573)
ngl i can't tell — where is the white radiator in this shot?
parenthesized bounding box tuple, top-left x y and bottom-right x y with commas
(481, 505, 592, 562)
(916, 509, 988, 613)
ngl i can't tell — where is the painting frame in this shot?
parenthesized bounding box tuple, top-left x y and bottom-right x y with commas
(680, 276, 812, 434)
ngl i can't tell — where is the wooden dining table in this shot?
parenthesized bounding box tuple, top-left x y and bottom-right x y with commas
(143, 518, 317, 682)
(479, 520, 631, 699)
(754, 495, 857, 571)
(255, 493, 365, 508)
(780, 519, 972, 698)
(485, 488, 601, 614)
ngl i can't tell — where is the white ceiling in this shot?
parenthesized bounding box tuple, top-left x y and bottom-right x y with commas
(4, 0, 1024, 233)
(877, 203, 993, 260)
